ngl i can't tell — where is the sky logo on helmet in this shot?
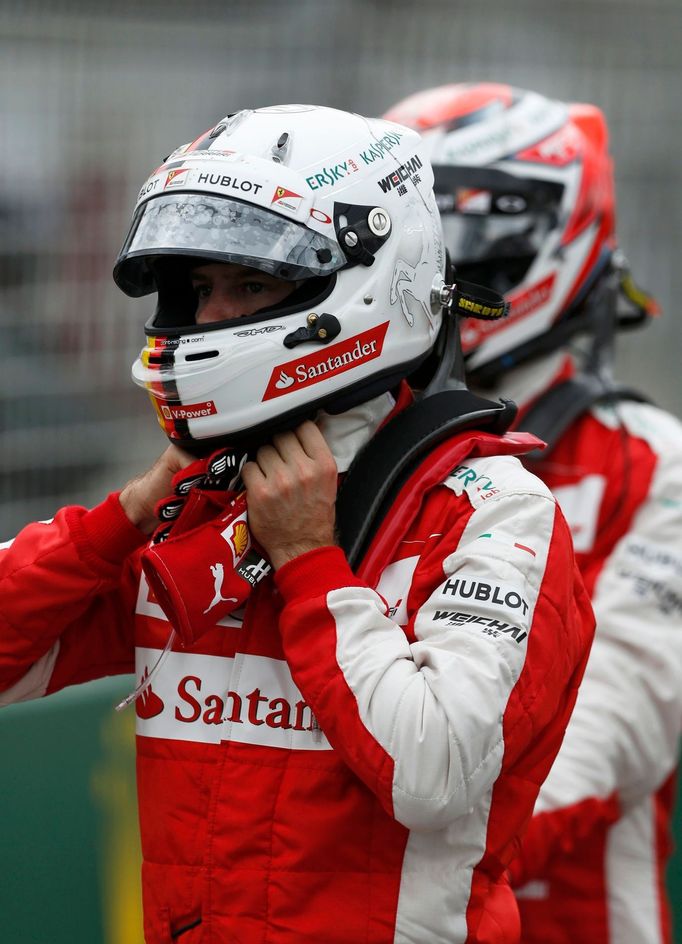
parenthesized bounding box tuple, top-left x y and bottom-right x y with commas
(262, 322, 389, 401)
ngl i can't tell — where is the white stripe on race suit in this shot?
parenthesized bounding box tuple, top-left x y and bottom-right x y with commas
(394, 796, 494, 944)
(325, 482, 556, 941)
(606, 796, 662, 944)
(134, 648, 331, 751)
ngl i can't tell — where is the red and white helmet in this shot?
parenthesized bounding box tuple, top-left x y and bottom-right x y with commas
(385, 83, 617, 382)
(114, 104, 446, 449)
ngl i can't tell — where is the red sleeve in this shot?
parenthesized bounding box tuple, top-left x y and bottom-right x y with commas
(0, 493, 146, 695)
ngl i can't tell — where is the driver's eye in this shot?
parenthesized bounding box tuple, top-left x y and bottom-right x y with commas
(245, 282, 266, 295)
(193, 284, 211, 298)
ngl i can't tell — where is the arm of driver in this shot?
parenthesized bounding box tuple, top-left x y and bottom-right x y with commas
(534, 449, 682, 817)
(0, 446, 194, 701)
(276, 485, 587, 831)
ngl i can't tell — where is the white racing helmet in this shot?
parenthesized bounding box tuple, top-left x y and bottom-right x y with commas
(385, 84, 621, 384)
(114, 104, 448, 450)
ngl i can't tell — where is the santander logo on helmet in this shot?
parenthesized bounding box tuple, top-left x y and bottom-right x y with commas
(385, 83, 616, 383)
(114, 104, 448, 451)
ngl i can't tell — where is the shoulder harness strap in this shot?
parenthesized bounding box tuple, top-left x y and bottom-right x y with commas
(521, 374, 650, 461)
(336, 389, 517, 569)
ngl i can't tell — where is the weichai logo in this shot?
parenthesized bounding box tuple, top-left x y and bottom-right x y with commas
(160, 400, 217, 421)
(262, 322, 389, 401)
(377, 154, 423, 194)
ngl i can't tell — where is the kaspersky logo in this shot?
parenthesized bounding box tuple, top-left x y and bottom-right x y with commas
(262, 322, 389, 401)
(134, 648, 330, 750)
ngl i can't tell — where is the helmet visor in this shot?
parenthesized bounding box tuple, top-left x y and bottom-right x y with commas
(433, 166, 564, 293)
(115, 192, 346, 297)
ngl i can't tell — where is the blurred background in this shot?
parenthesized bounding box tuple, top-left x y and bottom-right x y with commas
(0, 0, 680, 940)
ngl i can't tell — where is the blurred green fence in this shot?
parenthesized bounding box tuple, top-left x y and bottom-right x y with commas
(1, 680, 143, 944)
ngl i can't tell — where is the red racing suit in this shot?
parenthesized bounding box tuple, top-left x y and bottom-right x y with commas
(0, 401, 594, 944)
(510, 395, 682, 944)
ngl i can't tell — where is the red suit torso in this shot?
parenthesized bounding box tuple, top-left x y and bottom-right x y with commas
(0, 420, 594, 943)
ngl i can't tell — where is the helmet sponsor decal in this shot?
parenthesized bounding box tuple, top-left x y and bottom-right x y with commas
(271, 186, 303, 212)
(305, 157, 360, 191)
(456, 188, 492, 214)
(359, 130, 405, 164)
(138, 178, 160, 200)
(262, 322, 389, 400)
(166, 149, 236, 165)
(309, 207, 332, 224)
(234, 324, 285, 337)
(153, 334, 207, 347)
(506, 273, 556, 319)
(165, 168, 190, 189)
(460, 272, 556, 351)
(196, 171, 263, 195)
(302, 130, 409, 191)
(516, 122, 581, 166)
(160, 400, 218, 421)
(377, 154, 423, 197)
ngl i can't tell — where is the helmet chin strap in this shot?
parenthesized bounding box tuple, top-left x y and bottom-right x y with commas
(421, 273, 509, 396)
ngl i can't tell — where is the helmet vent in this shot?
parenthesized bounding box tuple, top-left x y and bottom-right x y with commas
(185, 350, 219, 362)
(271, 131, 291, 164)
